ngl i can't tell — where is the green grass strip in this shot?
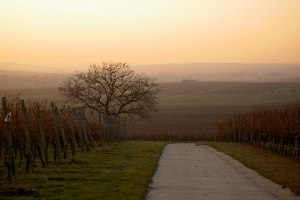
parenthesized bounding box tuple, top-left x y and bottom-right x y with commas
(0, 141, 166, 200)
(202, 142, 300, 195)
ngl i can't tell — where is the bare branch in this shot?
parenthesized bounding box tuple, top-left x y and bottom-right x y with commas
(58, 62, 160, 118)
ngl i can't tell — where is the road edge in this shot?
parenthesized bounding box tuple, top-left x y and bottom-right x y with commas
(202, 145, 300, 200)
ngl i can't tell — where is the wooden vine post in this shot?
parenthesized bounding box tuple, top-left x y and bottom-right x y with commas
(122, 117, 127, 139)
(257, 113, 261, 148)
(233, 119, 236, 142)
(268, 111, 272, 151)
(85, 111, 94, 147)
(279, 111, 284, 154)
(102, 113, 109, 144)
(21, 100, 34, 173)
(54, 106, 68, 159)
(35, 103, 48, 167)
(0, 96, 126, 180)
(80, 110, 92, 150)
(295, 109, 300, 159)
(67, 109, 77, 156)
(250, 114, 254, 144)
(50, 102, 61, 163)
(98, 113, 104, 144)
(73, 112, 84, 152)
(217, 105, 299, 159)
(2, 97, 16, 181)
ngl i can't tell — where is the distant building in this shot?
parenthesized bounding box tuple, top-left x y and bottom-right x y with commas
(182, 79, 197, 83)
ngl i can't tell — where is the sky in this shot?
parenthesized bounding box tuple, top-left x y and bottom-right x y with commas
(0, 0, 300, 72)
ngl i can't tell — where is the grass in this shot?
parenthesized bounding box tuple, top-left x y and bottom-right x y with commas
(201, 142, 300, 195)
(0, 141, 167, 200)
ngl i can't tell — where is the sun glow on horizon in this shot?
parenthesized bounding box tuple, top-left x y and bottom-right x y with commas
(0, 0, 300, 72)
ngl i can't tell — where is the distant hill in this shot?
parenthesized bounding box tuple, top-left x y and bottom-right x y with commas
(0, 62, 61, 74)
(0, 62, 299, 88)
(134, 63, 300, 82)
(0, 69, 67, 77)
(0, 69, 69, 88)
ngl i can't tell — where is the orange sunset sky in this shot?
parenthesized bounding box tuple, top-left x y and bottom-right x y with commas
(0, 0, 300, 72)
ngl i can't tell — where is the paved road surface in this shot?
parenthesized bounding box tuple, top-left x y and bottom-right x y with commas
(146, 143, 282, 200)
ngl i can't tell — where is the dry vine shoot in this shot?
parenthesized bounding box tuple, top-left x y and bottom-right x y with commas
(217, 104, 300, 159)
(0, 96, 126, 181)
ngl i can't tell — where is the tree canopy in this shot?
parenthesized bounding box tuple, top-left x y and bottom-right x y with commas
(59, 62, 160, 118)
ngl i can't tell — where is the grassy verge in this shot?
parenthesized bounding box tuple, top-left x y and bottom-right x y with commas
(0, 141, 166, 200)
(201, 142, 300, 195)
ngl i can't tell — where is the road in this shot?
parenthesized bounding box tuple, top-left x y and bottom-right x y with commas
(160, 83, 239, 100)
(146, 143, 299, 200)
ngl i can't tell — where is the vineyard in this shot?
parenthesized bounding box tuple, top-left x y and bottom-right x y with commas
(0, 96, 126, 181)
(126, 126, 214, 141)
(217, 104, 300, 159)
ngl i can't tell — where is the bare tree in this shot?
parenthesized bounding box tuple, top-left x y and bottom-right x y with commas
(59, 62, 160, 118)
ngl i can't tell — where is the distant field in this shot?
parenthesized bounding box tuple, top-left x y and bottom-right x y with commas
(0, 87, 64, 103)
(128, 81, 300, 139)
(1, 81, 300, 138)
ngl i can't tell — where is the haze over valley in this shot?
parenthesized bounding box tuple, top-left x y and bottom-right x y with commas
(1, 62, 299, 89)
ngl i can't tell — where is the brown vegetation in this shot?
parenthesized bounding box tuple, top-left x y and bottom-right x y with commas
(217, 105, 300, 159)
(128, 81, 300, 141)
(0, 96, 125, 181)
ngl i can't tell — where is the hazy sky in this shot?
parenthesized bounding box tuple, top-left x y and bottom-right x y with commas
(0, 0, 300, 72)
